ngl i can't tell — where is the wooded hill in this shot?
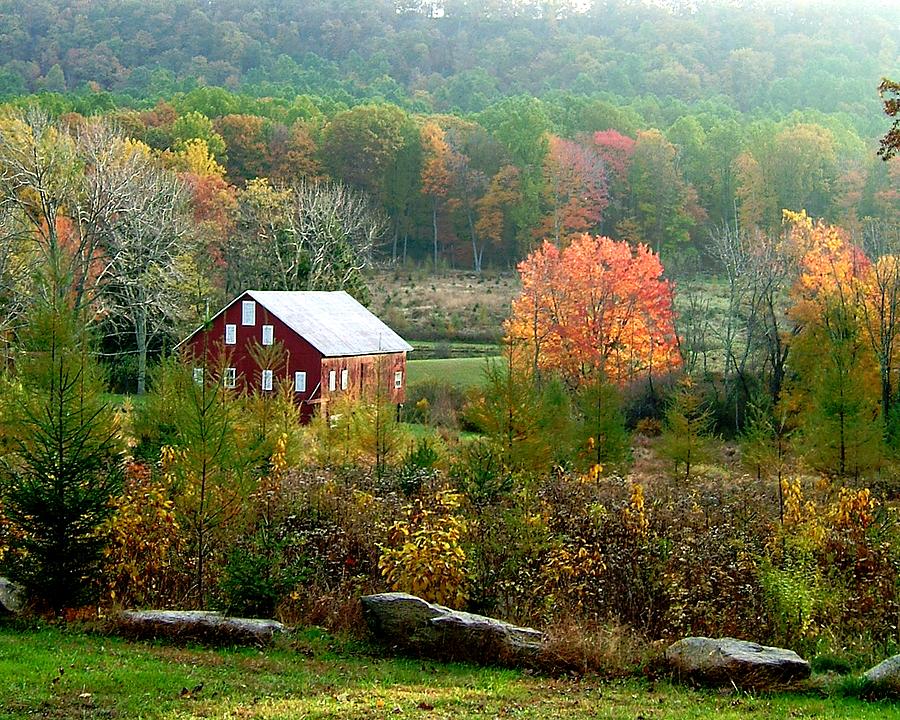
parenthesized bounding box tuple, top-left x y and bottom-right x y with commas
(0, 0, 895, 133)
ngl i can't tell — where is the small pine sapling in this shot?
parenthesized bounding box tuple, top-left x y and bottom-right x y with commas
(660, 377, 714, 480)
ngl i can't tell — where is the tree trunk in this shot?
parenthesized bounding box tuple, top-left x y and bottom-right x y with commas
(882, 366, 892, 432)
(432, 198, 439, 270)
(468, 209, 482, 273)
(392, 224, 399, 265)
(136, 307, 148, 395)
(596, 378, 603, 466)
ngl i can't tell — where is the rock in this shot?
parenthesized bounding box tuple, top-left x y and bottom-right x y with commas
(361, 592, 544, 666)
(666, 637, 811, 687)
(0, 577, 24, 613)
(115, 610, 287, 646)
(864, 655, 900, 690)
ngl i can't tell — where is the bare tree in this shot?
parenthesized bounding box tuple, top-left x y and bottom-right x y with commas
(0, 110, 85, 304)
(94, 139, 191, 395)
(288, 180, 382, 293)
(0, 206, 33, 361)
(231, 179, 384, 299)
(707, 223, 793, 425)
(0, 114, 194, 392)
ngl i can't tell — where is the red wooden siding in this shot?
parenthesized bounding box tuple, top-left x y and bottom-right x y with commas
(182, 292, 324, 414)
(319, 352, 407, 407)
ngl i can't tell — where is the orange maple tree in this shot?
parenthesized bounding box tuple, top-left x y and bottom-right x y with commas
(506, 233, 680, 386)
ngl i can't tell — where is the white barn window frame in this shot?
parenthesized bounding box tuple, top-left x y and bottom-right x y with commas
(341, 368, 348, 390)
(242, 300, 256, 326)
(394, 370, 403, 389)
(328, 370, 336, 392)
(262, 324, 274, 345)
(294, 371, 307, 393)
(224, 323, 236, 345)
(261, 369, 273, 391)
(224, 367, 236, 389)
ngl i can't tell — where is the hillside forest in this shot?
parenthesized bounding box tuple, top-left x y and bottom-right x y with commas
(0, 0, 899, 682)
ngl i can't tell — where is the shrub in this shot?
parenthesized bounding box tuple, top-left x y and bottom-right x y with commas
(378, 489, 468, 607)
(451, 438, 512, 508)
(403, 380, 466, 428)
(220, 529, 310, 617)
(102, 461, 179, 608)
(396, 436, 441, 496)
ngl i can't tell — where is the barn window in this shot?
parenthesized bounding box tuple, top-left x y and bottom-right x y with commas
(341, 368, 348, 390)
(261, 369, 273, 391)
(225, 324, 236, 345)
(242, 300, 256, 325)
(193, 368, 204, 385)
(329, 370, 336, 392)
(294, 371, 307, 393)
(262, 324, 274, 345)
(224, 367, 236, 389)
(394, 370, 403, 389)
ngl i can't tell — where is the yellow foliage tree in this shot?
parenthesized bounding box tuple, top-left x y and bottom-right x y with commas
(378, 490, 468, 607)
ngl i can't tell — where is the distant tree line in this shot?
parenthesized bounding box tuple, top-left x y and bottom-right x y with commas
(0, 0, 895, 133)
(2, 88, 896, 272)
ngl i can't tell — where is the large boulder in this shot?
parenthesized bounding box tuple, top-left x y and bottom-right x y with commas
(864, 655, 900, 691)
(361, 592, 544, 666)
(0, 577, 24, 614)
(666, 637, 811, 687)
(115, 610, 287, 646)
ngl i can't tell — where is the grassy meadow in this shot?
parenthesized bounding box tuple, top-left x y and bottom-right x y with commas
(407, 356, 500, 389)
(0, 623, 897, 720)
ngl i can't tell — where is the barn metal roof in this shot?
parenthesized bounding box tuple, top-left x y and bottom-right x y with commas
(246, 290, 413, 357)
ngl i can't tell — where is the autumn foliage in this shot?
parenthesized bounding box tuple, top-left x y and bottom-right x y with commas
(784, 212, 887, 475)
(537, 135, 608, 244)
(506, 234, 680, 386)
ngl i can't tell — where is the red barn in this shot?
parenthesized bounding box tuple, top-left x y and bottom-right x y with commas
(179, 290, 413, 420)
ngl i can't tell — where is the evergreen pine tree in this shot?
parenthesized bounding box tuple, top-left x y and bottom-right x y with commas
(659, 376, 713, 480)
(793, 301, 883, 478)
(574, 378, 631, 471)
(463, 345, 574, 473)
(0, 299, 122, 611)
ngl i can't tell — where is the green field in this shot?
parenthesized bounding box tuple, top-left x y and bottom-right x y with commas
(0, 623, 895, 720)
(407, 356, 502, 389)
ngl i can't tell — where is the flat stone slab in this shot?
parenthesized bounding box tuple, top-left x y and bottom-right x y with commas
(362, 592, 543, 666)
(865, 655, 900, 690)
(115, 610, 287, 646)
(0, 577, 24, 614)
(666, 637, 811, 687)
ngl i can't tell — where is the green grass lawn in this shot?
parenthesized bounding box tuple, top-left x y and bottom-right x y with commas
(407, 356, 502, 389)
(0, 622, 897, 719)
